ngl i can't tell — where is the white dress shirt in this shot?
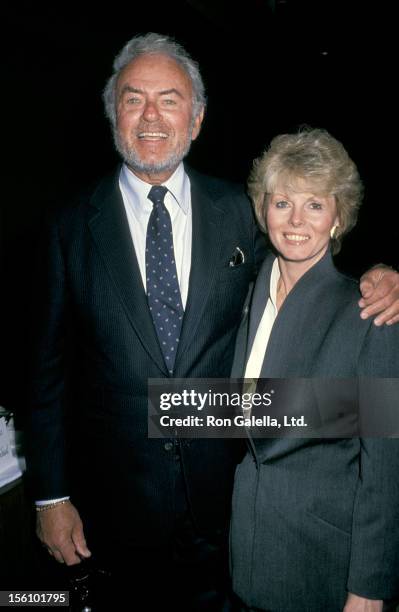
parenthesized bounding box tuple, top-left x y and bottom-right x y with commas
(119, 162, 192, 308)
(244, 257, 280, 379)
(240, 258, 280, 416)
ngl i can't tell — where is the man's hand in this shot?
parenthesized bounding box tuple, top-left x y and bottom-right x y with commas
(36, 501, 91, 565)
(343, 593, 383, 611)
(359, 266, 399, 326)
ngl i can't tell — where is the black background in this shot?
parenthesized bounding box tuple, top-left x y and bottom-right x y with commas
(1, 0, 396, 415)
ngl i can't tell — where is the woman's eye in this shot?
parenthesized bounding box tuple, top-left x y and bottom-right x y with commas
(275, 200, 289, 208)
(309, 202, 322, 210)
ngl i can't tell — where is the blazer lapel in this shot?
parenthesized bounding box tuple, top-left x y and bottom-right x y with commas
(175, 171, 225, 367)
(247, 256, 275, 357)
(230, 283, 254, 378)
(260, 250, 339, 377)
(87, 170, 168, 375)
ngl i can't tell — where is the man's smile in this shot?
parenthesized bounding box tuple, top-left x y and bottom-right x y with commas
(137, 131, 169, 139)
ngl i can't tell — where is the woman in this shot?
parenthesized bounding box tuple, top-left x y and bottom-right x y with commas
(230, 128, 399, 612)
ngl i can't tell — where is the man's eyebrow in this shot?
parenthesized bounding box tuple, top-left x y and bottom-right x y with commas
(119, 85, 184, 99)
(159, 88, 184, 99)
(120, 86, 143, 95)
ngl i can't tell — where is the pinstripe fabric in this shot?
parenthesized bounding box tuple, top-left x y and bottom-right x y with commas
(27, 165, 268, 548)
(230, 252, 399, 611)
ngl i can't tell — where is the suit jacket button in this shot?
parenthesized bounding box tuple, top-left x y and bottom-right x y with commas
(164, 442, 173, 451)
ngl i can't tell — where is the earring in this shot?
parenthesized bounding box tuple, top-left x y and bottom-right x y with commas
(330, 225, 338, 239)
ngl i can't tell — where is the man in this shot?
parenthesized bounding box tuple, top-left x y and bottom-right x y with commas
(27, 33, 399, 611)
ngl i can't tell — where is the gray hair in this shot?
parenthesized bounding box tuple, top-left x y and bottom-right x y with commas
(103, 32, 206, 126)
(248, 127, 364, 254)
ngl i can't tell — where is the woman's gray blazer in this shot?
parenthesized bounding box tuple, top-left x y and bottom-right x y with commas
(230, 251, 399, 612)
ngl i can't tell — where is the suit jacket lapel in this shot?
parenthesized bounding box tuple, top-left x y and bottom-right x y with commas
(230, 283, 254, 378)
(247, 256, 275, 356)
(260, 250, 339, 377)
(175, 170, 225, 367)
(87, 170, 168, 375)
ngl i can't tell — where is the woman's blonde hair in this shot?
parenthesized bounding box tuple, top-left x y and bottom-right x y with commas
(248, 127, 363, 254)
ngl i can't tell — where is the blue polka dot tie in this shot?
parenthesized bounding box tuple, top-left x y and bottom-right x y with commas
(146, 185, 184, 374)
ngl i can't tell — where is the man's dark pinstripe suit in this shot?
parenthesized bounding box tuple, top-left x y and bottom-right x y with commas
(27, 164, 266, 558)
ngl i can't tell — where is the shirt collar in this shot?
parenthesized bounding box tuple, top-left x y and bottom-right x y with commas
(119, 162, 190, 214)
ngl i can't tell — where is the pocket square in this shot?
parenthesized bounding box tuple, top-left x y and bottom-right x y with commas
(229, 246, 245, 267)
